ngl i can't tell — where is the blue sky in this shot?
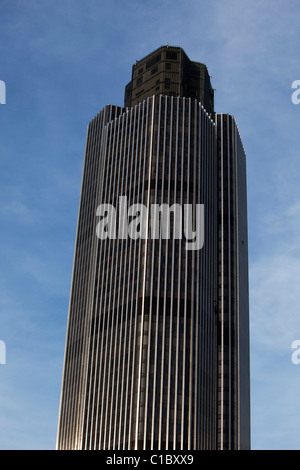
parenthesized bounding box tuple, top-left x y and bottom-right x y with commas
(0, 0, 300, 450)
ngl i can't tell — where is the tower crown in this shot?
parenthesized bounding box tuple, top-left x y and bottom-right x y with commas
(124, 45, 214, 114)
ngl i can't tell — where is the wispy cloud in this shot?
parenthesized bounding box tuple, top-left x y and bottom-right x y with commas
(0, 201, 35, 224)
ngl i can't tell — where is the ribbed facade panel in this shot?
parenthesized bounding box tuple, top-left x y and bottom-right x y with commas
(56, 105, 125, 450)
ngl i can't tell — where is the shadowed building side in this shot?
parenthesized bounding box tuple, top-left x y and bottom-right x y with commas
(216, 114, 251, 450)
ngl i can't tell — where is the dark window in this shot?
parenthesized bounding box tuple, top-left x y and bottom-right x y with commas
(138, 67, 143, 74)
(165, 78, 170, 88)
(151, 66, 158, 75)
(146, 53, 161, 69)
(166, 62, 171, 70)
(166, 51, 177, 60)
(136, 76, 143, 86)
(190, 68, 199, 77)
(135, 89, 145, 97)
(156, 79, 160, 85)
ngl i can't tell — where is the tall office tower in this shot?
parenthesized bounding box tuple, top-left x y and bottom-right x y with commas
(57, 46, 250, 450)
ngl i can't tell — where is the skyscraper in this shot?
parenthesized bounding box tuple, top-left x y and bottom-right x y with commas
(57, 46, 250, 450)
